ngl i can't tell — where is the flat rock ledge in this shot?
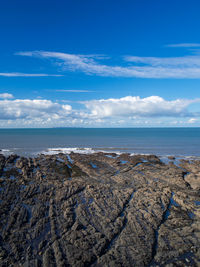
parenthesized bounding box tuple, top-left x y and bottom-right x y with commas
(0, 152, 200, 267)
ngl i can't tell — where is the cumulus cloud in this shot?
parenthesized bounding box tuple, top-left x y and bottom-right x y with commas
(0, 99, 71, 120)
(83, 96, 200, 118)
(0, 93, 14, 99)
(188, 118, 198, 124)
(16, 50, 200, 79)
(0, 95, 199, 127)
(0, 72, 63, 77)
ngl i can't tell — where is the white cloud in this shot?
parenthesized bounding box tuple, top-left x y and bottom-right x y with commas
(0, 93, 14, 99)
(83, 96, 200, 118)
(0, 95, 199, 128)
(0, 99, 71, 120)
(16, 50, 200, 79)
(166, 43, 200, 48)
(0, 72, 63, 77)
(124, 55, 200, 67)
(55, 89, 94, 93)
(188, 118, 198, 124)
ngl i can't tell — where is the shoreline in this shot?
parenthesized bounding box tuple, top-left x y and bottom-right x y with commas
(0, 151, 200, 266)
(0, 127, 200, 159)
(1, 147, 200, 161)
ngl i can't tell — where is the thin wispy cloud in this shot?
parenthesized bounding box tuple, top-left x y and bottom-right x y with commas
(0, 72, 63, 77)
(55, 89, 94, 93)
(17, 50, 200, 79)
(124, 55, 200, 67)
(166, 43, 200, 48)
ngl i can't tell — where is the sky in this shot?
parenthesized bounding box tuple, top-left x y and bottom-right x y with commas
(1, 0, 200, 128)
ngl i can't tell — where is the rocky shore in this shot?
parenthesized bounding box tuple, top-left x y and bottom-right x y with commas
(0, 152, 199, 267)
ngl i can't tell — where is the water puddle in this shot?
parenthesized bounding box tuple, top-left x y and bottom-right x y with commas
(9, 175, 16, 181)
(188, 212, 195, 219)
(133, 162, 143, 167)
(120, 160, 128, 164)
(105, 154, 117, 159)
(90, 162, 98, 169)
(67, 154, 74, 164)
(56, 157, 65, 163)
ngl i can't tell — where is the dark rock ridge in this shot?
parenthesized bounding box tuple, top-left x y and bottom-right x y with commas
(0, 152, 199, 267)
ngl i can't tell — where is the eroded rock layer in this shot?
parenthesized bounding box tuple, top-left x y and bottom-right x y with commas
(0, 152, 199, 266)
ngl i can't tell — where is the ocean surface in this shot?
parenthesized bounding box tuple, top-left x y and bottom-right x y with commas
(0, 128, 200, 158)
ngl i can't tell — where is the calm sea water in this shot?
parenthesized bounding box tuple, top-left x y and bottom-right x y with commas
(0, 128, 199, 157)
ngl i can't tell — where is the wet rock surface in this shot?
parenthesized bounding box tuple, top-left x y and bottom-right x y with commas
(0, 152, 199, 267)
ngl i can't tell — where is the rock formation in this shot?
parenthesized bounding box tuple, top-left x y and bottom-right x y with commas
(0, 152, 199, 266)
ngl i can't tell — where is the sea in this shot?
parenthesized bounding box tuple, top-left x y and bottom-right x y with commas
(0, 128, 200, 159)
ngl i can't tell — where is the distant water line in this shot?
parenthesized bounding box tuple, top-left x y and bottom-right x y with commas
(0, 128, 200, 157)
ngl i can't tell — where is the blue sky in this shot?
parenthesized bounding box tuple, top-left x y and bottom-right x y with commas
(1, 0, 200, 127)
